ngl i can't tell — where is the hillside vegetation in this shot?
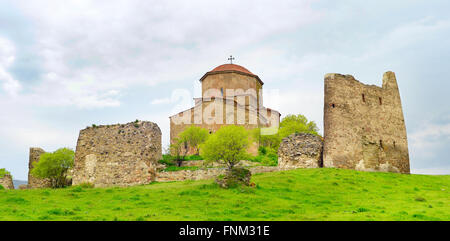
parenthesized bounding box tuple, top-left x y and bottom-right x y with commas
(0, 168, 448, 221)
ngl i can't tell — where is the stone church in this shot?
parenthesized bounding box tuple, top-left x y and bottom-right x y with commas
(169, 61, 281, 155)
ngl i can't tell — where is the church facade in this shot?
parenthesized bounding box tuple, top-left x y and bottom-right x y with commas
(169, 63, 281, 155)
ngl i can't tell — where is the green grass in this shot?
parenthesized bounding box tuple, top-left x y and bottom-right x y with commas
(0, 168, 448, 221)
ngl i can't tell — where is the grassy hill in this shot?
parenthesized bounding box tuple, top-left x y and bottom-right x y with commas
(0, 168, 448, 221)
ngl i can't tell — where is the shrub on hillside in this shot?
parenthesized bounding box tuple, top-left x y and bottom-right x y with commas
(170, 138, 188, 167)
(201, 125, 250, 170)
(258, 146, 267, 155)
(216, 167, 251, 189)
(201, 125, 252, 188)
(186, 155, 203, 161)
(251, 147, 278, 166)
(158, 154, 175, 166)
(252, 114, 319, 151)
(158, 154, 203, 170)
(0, 168, 11, 178)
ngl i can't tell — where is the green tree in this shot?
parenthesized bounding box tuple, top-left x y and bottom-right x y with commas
(179, 125, 209, 155)
(170, 138, 188, 167)
(200, 125, 250, 170)
(251, 128, 281, 150)
(278, 114, 319, 139)
(31, 148, 74, 188)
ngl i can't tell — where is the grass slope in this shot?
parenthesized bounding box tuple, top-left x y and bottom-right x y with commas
(0, 168, 448, 221)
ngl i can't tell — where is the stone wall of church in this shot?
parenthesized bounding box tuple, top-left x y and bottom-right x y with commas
(72, 121, 162, 187)
(323, 72, 410, 173)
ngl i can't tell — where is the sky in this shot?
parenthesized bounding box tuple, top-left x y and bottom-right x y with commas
(0, 0, 449, 180)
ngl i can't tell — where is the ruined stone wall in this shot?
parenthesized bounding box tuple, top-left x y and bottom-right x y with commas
(72, 121, 162, 187)
(156, 166, 285, 182)
(28, 147, 52, 189)
(0, 174, 14, 189)
(278, 133, 323, 169)
(323, 72, 410, 173)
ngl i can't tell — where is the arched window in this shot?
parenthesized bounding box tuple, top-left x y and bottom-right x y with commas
(362, 94, 366, 102)
(379, 97, 382, 105)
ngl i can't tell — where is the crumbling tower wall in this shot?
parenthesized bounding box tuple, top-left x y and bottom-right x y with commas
(323, 71, 410, 173)
(0, 173, 14, 189)
(28, 147, 52, 188)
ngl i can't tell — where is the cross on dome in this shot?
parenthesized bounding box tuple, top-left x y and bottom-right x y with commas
(228, 55, 235, 64)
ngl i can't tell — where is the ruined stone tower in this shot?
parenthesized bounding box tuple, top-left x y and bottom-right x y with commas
(323, 71, 410, 173)
(28, 147, 52, 188)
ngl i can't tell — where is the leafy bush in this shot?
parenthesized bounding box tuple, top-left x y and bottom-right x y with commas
(251, 148, 278, 166)
(158, 154, 203, 170)
(0, 168, 11, 178)
(252, 129, 281, 150)
(215, 167, 251, 189)
(170, 138, 188, 166)
(252, 114, 320, 151)
(0, 184, 4, 190)
(201, 125, 250, 170)
(261, 155, 277, 166)
(31, 148, 74, 188)
(279, 114, 319, 138)
(258, 146, 267, 155)
(179, 125, 209, 155)
(186, 155, 203, 161)
(158, 154, 175, 166)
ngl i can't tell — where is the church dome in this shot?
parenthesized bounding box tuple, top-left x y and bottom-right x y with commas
(200, 63, 264, 85)
(210, 64, 255, 75)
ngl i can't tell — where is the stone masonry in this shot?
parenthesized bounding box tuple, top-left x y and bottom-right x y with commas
(0, 173, 14, 189)
(156, 166, 283, 182)
(72, 121, 162, 187)
(28, 147, 52, 189)
(323, 72, 410, 173)
(278, 133, 323, 169)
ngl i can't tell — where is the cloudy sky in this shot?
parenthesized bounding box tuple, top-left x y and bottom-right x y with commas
(0, 0, 449, 180)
